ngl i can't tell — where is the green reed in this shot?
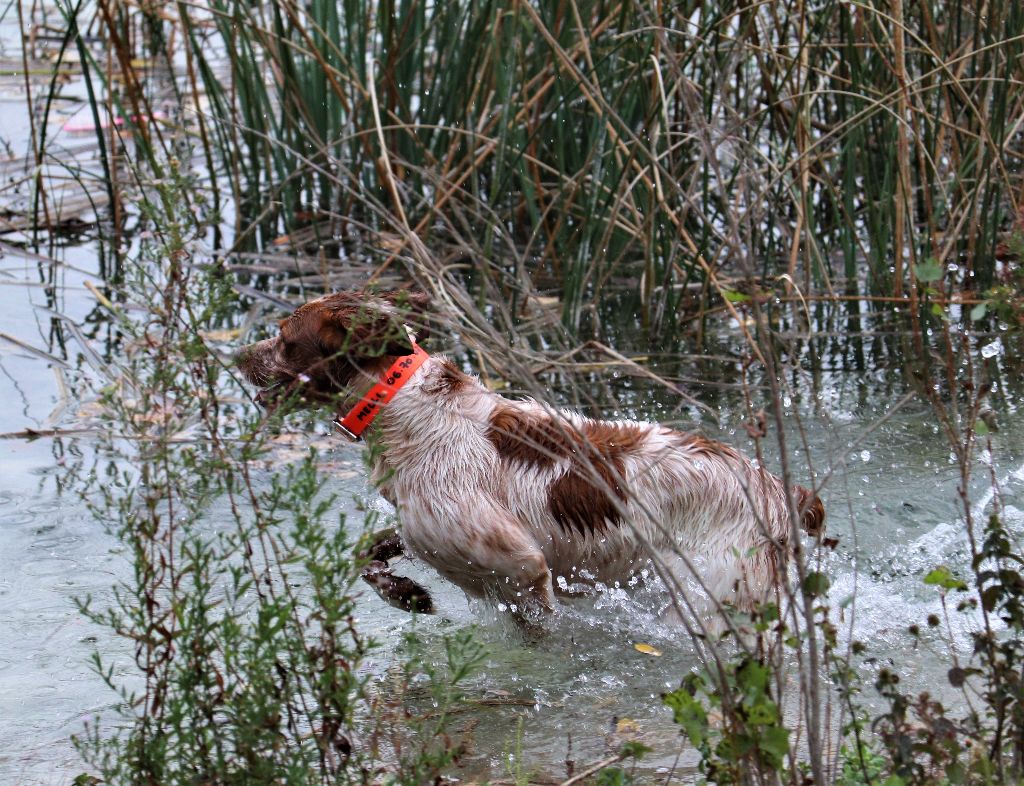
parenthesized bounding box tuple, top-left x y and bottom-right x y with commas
(128, 0, 1017, 324)
(46, 0, 1022, 334)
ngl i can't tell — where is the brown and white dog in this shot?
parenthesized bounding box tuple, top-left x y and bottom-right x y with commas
(237, 290, 824, 622)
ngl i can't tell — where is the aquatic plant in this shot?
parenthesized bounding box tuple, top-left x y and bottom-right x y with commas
(50, 0, 1024, 336)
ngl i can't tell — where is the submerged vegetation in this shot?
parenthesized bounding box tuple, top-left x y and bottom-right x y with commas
(3, 0, 1024, 782)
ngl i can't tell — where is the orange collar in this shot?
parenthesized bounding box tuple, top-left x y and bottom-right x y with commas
(334, 344, 429, 441)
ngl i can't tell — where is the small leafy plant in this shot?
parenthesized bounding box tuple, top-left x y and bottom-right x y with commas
(67, 165, 483, 785)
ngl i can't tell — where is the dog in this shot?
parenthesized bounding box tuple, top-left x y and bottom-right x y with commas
(237, 290, 824, 623)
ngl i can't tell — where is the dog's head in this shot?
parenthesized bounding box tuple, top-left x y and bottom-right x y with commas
(236, 291, 430, 409)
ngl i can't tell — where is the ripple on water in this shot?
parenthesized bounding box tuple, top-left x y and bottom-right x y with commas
(20, 557, 79, 578)
(26, 500, 62, 515)
(0, 579, 20, 602)
(0, 510, 36, 526)
(30, 535, 79, 552)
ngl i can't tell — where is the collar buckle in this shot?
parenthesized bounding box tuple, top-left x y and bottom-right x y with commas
(333, 418, 361, 442)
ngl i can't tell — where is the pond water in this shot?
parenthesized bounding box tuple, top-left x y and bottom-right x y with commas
(2, 235, 1022, 783)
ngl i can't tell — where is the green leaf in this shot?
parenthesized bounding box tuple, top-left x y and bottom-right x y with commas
(737, 659, 770, 692)
(975, 420, 989, 436)
(595, 767, 626, 786)
(946, 761, 966, 785)
(981, 585, 1001, 612)
(662, 688, 708, 747)
(722, 289, 751, 303)
(923, 565, 967, 591)
(746, 699, 778, 725)
(970, 302, 988, 321)
(758, 725, 790, 769)
(618, 740, 653, 759)
(802, 571, 830, 597)
(914, 259, 943, 282)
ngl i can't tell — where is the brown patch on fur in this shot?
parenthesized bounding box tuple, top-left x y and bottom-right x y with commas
(486, 405, 569, 467)
(548, 459, 628, 537)
(482, 528, 514, 554)
(582, 420, 649, 457)
(485, 406, 645, 536)
(308, 298, 415, 359)
(795, 486, 825, 536)
(487, 406, 646, 469)
(668, 429, 741, 461)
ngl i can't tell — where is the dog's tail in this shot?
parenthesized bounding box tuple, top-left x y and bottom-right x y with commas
(795, 486, 825, 537)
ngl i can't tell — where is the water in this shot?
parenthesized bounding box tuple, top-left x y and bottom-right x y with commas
(3, 238, 1022, 783)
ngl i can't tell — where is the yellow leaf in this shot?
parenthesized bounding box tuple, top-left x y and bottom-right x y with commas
(633, 643, 662, 657)
(377, 232, 406, 252)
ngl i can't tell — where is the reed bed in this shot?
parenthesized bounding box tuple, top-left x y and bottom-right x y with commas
(44, 0, 1019, 334)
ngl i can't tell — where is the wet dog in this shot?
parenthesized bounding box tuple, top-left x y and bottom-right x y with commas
(237, 291, 824, 622)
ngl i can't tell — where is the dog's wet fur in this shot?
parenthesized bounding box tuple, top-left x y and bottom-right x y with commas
(238, 290, 824, 624)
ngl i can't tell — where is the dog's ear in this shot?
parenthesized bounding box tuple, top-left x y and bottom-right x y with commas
(317, 298, 417, 358)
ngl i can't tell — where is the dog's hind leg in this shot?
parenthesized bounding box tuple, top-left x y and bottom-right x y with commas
(519, 553, 556, 612)
(469, 510, 556, 614)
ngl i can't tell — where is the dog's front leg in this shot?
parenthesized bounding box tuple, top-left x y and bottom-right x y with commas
(505, 551, 555, 614)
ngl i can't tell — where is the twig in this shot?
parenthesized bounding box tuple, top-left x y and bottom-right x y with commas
(0, 331, 70, 367)
(0, 427, 101, 440)
(556, 753, 625, 786)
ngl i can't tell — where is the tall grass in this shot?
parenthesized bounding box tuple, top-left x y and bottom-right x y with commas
(68, 0, 1024, 333)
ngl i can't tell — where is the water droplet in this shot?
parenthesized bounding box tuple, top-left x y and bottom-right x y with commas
(860, 450, 871, 462)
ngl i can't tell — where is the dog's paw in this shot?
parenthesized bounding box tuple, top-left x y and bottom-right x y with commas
(361, 561, 435, 614)
(358, 527, 405, 564)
